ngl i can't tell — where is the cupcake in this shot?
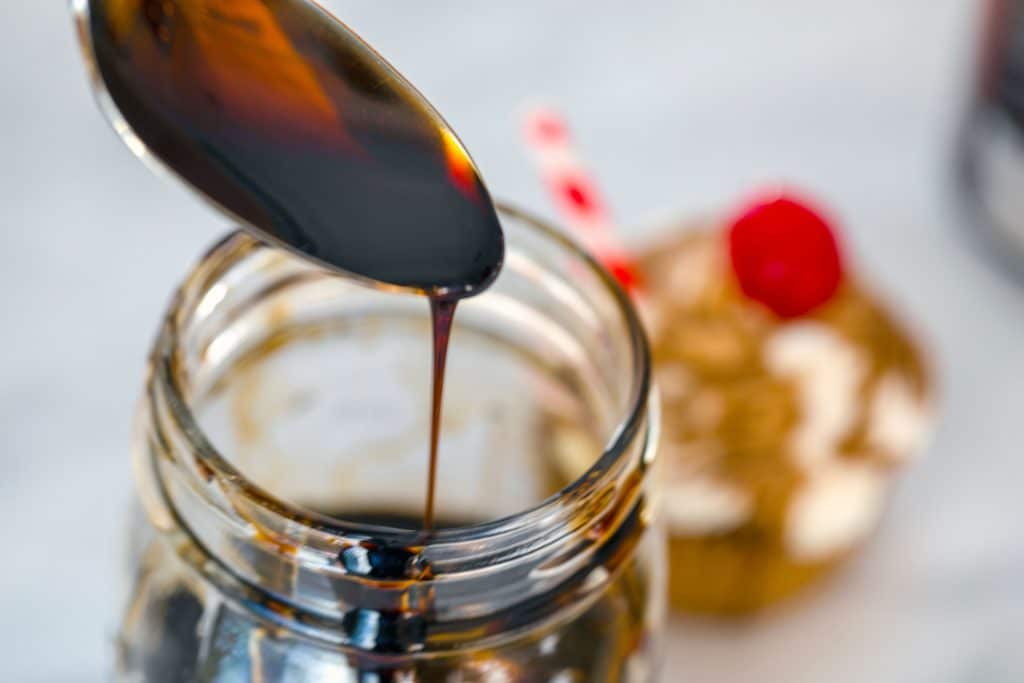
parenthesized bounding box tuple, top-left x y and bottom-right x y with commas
(548, 193, 934, 615)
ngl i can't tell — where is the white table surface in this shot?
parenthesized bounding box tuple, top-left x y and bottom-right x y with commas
(4, 2, 1024, 681)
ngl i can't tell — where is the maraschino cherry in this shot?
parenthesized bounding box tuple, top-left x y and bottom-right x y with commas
(727, 193, 843, 318)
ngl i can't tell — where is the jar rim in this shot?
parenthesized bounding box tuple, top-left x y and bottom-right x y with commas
(152, 201, 652, 557)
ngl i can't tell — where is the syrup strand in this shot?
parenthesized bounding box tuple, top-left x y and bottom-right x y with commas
(425, 298, 457, 531)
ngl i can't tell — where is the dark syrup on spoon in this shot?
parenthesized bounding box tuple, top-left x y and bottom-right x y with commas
(84, 0, 504, 529)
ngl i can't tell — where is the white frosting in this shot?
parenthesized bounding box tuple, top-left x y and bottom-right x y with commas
(867, 372, 932, 461)
(785, 461, 887, 561)
(666, 236, 718, 307)
(663, 474, 752, 535)
(764, 323, 866, 469)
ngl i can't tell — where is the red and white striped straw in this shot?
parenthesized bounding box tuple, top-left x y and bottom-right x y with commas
(521, 105, 641, 294)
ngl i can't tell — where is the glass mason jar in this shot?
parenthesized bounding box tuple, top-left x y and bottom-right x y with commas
(122, 205, 665, 681)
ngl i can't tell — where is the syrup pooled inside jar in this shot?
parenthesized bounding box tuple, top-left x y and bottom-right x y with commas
(84, 0, 507, 529)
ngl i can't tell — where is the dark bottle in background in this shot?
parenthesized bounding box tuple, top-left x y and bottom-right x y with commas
(959, 0, 1024, 278)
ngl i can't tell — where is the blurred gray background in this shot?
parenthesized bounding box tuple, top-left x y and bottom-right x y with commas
(4, 1, 1024, 681)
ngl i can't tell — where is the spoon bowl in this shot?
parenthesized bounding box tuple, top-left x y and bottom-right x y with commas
(71, 0, 504, 298)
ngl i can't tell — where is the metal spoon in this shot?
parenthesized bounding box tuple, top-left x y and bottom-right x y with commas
(71, 0, 504, 298)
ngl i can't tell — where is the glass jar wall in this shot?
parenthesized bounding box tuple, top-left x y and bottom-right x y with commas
(122, 206, 664, 681)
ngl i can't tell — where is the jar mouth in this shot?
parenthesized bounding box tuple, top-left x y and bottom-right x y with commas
(152, 202, 652, 560)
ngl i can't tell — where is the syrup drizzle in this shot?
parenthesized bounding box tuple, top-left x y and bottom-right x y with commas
(84, 0, 505, 529)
